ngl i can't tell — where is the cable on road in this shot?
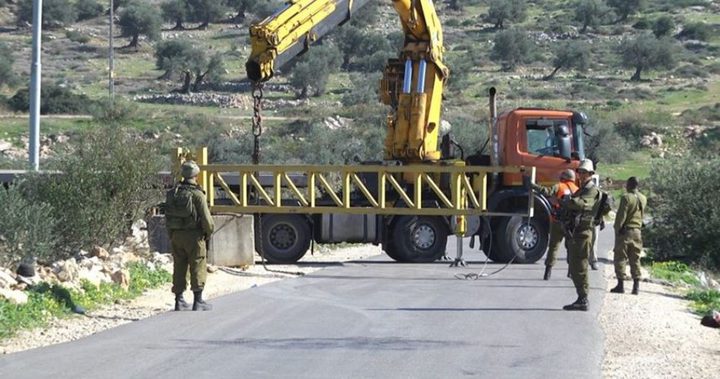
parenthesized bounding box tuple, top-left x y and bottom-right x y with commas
(453, 216, 526, 280)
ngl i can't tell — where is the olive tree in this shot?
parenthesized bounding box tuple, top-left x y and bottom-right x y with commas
(486, 0, 527, 29)
(490, 28, 532, 71)
(607, 0, 644, 23)
(118, 1, 162, 48)
(574, 0, 610, 33)
(289, 43, 342, 98)
(161, 0, 190, 30)
(543, 40, 591, 80)
(188, 0, 228, 29)
(155, 40, 225, 93)
(619, 34, 676, 81)
(17, 0, 77, 28)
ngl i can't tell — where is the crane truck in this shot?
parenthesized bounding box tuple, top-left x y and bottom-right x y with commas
(239, 0, 589, 264)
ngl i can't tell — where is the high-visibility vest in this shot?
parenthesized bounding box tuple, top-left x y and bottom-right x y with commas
(551, 180, 579, 221)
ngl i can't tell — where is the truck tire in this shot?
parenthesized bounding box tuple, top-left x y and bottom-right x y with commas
(256, 214, 311, 264)
(382, 239, 409, 263)
(391, 216, 448, 263)
(490, 215, 548, 264)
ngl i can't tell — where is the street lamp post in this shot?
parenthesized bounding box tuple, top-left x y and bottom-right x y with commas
(28, 0, 43, 171)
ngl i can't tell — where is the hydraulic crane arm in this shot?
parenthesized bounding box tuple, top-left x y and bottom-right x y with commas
(247, 0, 449, 161)
(246, 0, 372, 82)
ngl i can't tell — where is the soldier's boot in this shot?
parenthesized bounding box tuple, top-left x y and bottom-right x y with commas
(610, 279, 624, 293)
(174, 294, 191, 311)
(543, 266, 552, 281)
(192, 290, 213, 311)
(631, 279, 640, 295)
(562, 296, 589, 311)
(590, 261, 598, 270)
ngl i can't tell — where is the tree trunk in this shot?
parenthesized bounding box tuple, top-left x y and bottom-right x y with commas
(172, 19, 185, 30)
(181, 71, 192, 93)
(193, 71, 207, 92)
(300, 85, 309, 99)
(198, 20, 209, 30)
(581, 22, 588, 33)
(631, 66, 642, 81)
(127, 34, 138, 49)
(543, 65, 562, 81)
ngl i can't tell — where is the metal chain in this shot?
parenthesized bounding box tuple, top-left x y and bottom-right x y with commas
(249, 80, 304, 276)
(251, 82, 264, 165)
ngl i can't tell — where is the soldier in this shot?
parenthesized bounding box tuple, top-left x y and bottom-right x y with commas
(532, 169, 578, 280)
(561, 159, 600, 311)
(165, 160, 215, 311)
(611, 176, 647, 295)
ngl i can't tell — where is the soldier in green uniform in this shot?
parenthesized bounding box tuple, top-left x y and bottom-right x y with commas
(561, 159, 600, 311)
(165, 161, 215, 311)
(611, 176, 647, 295)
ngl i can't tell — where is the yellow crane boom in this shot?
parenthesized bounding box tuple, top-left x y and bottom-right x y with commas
(246, 0, 449, 162)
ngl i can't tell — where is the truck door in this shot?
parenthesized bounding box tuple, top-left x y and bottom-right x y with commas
(519, 118, 576, 184)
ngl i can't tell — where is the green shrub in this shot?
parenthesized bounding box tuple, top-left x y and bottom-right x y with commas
(19, 127, 164, 258)
(584, 114, 631, 165)
(0, 263, 170, 339)
(678, 22, 711, 41)
(75, 0, 104, 21)
(8, 83, 98, 114)
(0, 185, 57, 267)
(686, 289, 720, 315)
(673, 64, 709, 79)
(614, 110, 673, 144)
(65, 30, 91, 44)
(645, 156, 720, 269)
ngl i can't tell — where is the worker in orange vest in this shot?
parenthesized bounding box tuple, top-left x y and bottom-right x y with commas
(532, 169, 579, 280)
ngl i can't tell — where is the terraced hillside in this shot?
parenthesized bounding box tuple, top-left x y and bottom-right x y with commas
(0, 0, 718, 181)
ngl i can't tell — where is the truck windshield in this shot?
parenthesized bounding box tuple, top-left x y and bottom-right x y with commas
(525, 119, 568, 157)
(573, 123, 586, 160)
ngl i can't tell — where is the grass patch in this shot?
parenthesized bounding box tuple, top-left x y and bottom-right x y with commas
(648, 261, 720, 315)
(686, 289, 720, 315)
(0, 262, 170, 340)
(649, 261, 701, 286)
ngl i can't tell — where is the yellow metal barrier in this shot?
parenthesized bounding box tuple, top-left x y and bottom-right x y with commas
(171, 147, 536, 218)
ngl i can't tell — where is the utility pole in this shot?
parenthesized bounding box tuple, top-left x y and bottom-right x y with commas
(29, 0, 42, 171)
(109, 0, 115, 100)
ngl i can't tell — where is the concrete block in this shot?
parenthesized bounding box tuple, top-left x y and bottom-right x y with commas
(147, 215, 171, 254)
(148, 214, 255, 267)
(208, 214, 255, 267)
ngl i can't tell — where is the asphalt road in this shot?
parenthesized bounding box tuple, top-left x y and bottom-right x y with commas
(0, 228, 613, 379)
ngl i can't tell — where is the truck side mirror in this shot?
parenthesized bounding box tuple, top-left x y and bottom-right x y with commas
(554, 124, 572, 160)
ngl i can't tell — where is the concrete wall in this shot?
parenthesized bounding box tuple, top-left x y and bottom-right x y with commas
(148, 214, 255, 267)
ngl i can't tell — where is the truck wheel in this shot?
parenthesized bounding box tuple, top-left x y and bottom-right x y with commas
(490, 215, 548, 264)
(256, 214, 311, 264)
(382, 239, 409, 263)
(391, 216, 448, 263)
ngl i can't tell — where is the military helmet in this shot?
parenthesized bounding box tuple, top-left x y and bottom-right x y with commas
(559, 169, 576, 181)
(577, 159, 594, 173)
(181, 160, 200, 179)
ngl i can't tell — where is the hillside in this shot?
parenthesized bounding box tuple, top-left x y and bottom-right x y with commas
(0, 0, 718, 181)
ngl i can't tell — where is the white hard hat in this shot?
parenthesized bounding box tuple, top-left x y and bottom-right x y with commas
(578, 159, 594, 173)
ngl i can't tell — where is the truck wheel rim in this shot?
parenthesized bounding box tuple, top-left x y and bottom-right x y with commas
(413, 224, 435, 249)
(516, 223, 538, 250)
(270, 224, 296, 250)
